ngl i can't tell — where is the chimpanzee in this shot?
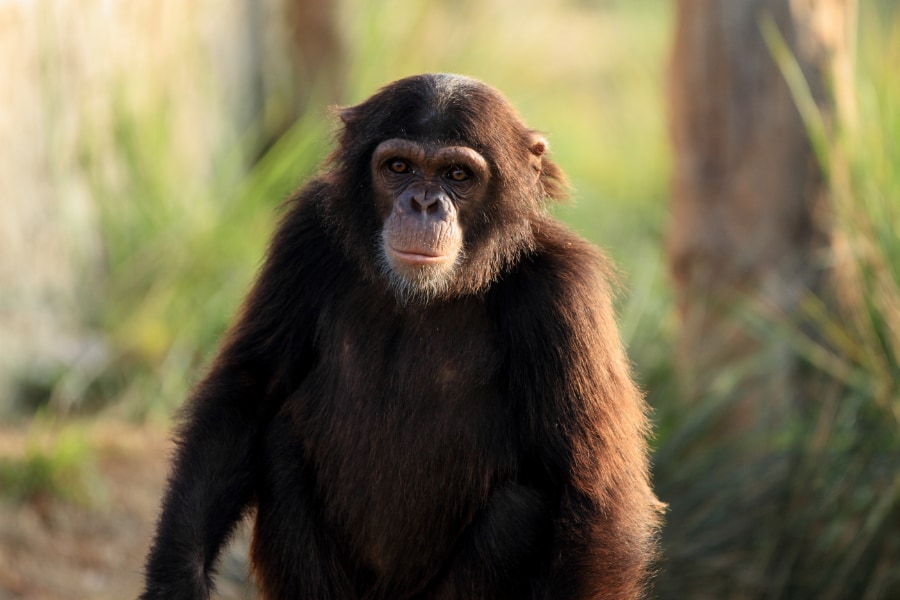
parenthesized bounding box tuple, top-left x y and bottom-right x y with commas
(140, 73, 662, 600)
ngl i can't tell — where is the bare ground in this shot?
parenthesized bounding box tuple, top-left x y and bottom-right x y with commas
(0, 422, 255, 600)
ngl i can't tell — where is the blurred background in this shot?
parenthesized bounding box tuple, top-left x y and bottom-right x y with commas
(0, 0, 897, 598)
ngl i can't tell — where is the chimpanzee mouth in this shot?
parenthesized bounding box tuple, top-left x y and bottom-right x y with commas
(387, 245, 450, 266)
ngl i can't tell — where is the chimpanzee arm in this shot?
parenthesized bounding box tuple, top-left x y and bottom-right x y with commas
(140, 366, 269, 600)
(140, 187, 334, 600)
(496, 235, 663, 600)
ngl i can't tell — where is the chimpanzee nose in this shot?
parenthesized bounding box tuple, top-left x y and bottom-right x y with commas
(410, 191, 441, 214)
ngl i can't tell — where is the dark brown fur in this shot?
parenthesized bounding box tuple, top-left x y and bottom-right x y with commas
(140, 74, 662, 600)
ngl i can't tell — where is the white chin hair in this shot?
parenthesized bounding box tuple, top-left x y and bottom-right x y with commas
(378, 246, 460, 305)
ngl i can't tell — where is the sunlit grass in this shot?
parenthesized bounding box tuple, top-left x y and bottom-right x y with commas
(0, 421, 106, 506)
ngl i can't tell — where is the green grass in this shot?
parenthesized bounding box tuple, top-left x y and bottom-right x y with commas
(76, 93, 331, 417)
(0, 422, 105, 506)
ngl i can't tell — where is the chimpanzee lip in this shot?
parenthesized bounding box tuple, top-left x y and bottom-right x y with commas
(388, 245, 450, 265)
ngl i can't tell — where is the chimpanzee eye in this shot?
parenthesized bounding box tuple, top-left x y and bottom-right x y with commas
(388, 159, 411, 174)
(446, 166, 470, 182)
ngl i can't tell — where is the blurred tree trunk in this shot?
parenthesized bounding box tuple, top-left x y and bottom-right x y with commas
(667, 0, 857, 425)
(285, 0, 345, 105)
(245, 0, 345, 155)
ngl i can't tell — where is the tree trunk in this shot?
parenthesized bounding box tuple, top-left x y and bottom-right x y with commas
(284, 0, 345, 106)
(667, 0, 856, 424)
(244, 0, 345, 157)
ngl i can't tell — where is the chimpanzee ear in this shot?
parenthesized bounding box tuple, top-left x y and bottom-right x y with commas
(527, 132, 549, 177)
(333, 105, 359, 131)
(528, 133, 548, 157)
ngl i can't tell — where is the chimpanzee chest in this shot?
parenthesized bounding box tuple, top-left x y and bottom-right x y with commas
(289, 297, 517, 584)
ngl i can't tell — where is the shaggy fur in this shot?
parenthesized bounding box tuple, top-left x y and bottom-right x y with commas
(140, 74, 662, 600)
